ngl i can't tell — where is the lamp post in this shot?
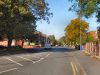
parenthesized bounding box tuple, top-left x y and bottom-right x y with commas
(79, 21, 83, 51)
(79, 3, 83, 51)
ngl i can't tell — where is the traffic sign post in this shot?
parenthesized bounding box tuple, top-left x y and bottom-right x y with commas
(80, 44, 83, 51)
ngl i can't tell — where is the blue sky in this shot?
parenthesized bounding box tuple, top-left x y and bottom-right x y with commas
(36, 0, 99, 39)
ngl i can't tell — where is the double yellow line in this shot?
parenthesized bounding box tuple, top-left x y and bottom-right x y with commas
(74, 57, 87, 75)
(70, 62, 79, 75)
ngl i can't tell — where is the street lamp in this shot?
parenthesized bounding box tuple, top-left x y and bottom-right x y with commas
(79, 4, 83, 51)
(78, 17, 82, 50)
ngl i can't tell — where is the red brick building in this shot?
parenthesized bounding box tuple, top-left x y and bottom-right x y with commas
(87, 31, 98, 40)
(84, 31, 100, 58)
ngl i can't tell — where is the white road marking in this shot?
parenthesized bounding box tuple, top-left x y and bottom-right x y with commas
(46, 54, 50, 57)
(3, 52, 51, 67)
(0, 53, 51, 74)
(40, 58, 44, 60)
(17, 53, 43, 59)
(70, 62, 77, 75)
(15, 56, 35, 63)
(33, 53, 51, 63)
(3, 57, 23, 66)
(74, 57, 87, 75)
(33, 58, 45, 63)
(20, 54, 40, 59)
(0, 68, 18, 74)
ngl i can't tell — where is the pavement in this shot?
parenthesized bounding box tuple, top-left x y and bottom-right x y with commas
(0, 48, 100, 75)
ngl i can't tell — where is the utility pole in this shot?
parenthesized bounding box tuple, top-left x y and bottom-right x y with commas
(79, 1, 83, 51)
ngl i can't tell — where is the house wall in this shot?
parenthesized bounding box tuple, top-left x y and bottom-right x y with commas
(88, 31, 98, 40)
(0, 41, 8, 46)
(0, 40, 23, 47)
(84, 42, 100, 57)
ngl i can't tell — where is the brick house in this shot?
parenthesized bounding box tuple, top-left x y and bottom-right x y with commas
(87, 31, 98, 40)
(0, 39, 24, 46)
(84, 31, 100, 58)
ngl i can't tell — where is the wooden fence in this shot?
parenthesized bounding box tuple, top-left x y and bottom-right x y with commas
(84, 42, 100, 57)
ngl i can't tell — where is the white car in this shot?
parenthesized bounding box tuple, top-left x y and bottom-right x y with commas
(44, 43, 51, 49)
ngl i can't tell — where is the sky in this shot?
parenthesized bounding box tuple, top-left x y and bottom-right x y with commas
(36, 0, 99, 39)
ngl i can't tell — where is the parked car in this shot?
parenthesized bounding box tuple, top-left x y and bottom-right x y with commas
(10, 45, 22, 49)
(75, 45, 80, 50)
(44, 43, 51, 50)
(34, 45, 41, 48)
(0, 45, 7, 50)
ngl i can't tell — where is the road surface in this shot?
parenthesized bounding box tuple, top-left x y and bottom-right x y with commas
(0, 48, 100, 75)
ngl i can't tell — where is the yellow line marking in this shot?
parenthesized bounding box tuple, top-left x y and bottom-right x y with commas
(70, 62, 77, 75)
(73, 63, 79, 75)
(74, 57, 87, 75)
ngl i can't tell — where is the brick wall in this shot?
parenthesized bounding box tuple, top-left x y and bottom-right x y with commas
(0, 41, 8, 46)
(84, 42, 100, 57)
(88, 31, 98, 39)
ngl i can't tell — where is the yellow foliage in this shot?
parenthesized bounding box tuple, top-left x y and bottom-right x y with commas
(0, 0, 5, 5)
(65, 18, 89, 45)
(18, 6, 28, 15)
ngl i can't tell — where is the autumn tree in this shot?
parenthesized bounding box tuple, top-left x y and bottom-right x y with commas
(69, 0, 100, 22)
(65, 18, 89, 46)
(82, 34, 94, 45)
(69, 0, 100, 43)
(97, 26, 100, 40)
(48, 35, 56, 46)
(58, 36, 66, 46)
(0, 0, 52, 47)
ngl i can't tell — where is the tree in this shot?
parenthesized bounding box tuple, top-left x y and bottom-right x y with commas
(0, 0, 52, 47)
(48, 35, 55, 46)
(82, 34, 94, 45)
(69, 0, 100, 22)
(97, 26, 100, 40)
(65, 18, 89, 46)
(58, 36, 66, 46)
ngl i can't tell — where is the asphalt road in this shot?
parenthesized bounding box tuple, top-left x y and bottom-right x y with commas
(0, 48, 100, 75)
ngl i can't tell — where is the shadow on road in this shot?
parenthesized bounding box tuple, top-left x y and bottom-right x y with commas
(51, 48, 77, 52)
(0, 47, 79, 56)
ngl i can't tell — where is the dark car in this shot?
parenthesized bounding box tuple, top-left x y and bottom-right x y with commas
(9, 45, 22, 49)
(75, 45, 80, 50)
(0, 45, 7, 50)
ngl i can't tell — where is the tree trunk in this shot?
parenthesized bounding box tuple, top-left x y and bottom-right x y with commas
(22, 40, 24, 48)
(8, 39, 12, 47)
